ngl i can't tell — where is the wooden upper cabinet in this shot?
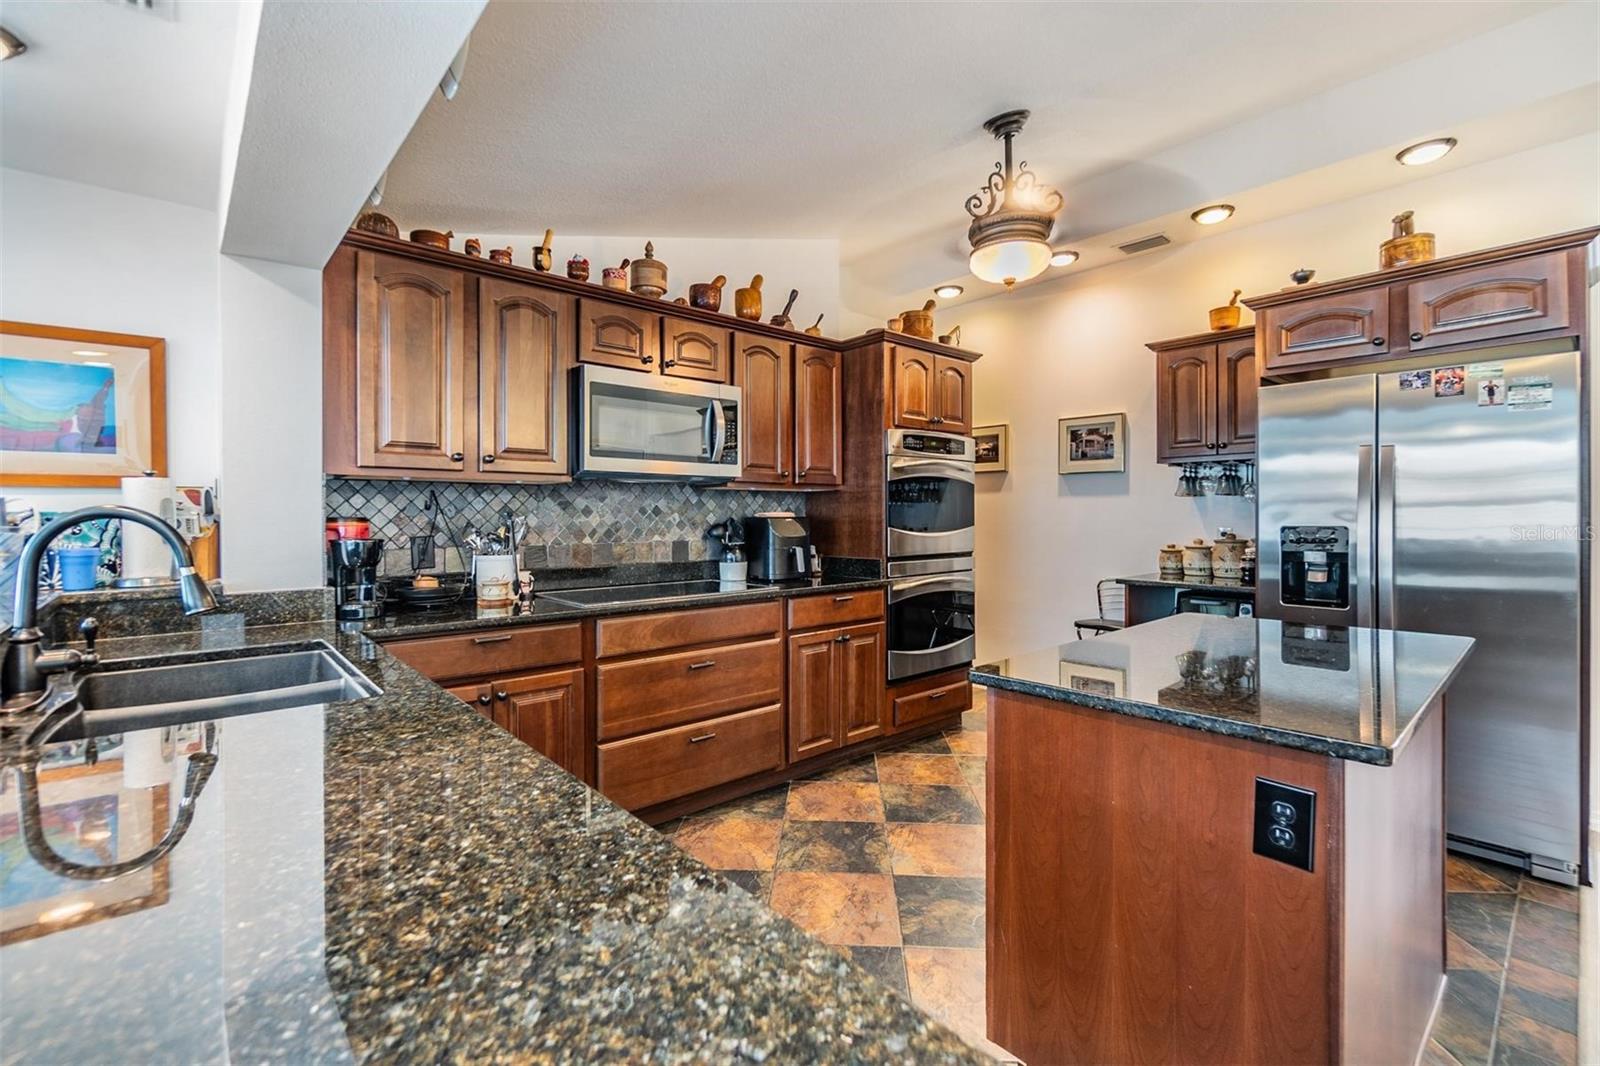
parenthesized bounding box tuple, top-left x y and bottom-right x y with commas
(891, 346, 936, 430)
(794, 346, 842, 486)
(787, 629, 840, 762)
(496, 666, 586, 778)
(578, 299, 658, 371)
(477, 278, 571, 476)
(662, 318, 730, 382)
(931, 357, 972, 433)
(1406, 250, 1570, 352)
(354, 250, 467, 470)
(1260, 288, 1390, 371)
(838, 621, 886, 746)
(1155, 343, 1215, 462)
(733, 334, 792, 485)
(1215, 338, 1258, 458)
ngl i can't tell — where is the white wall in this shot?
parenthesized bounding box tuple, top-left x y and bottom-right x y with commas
(959, 132, 1600, 662)
(0, 168, 221, 511)
(395, 228, 844, 338)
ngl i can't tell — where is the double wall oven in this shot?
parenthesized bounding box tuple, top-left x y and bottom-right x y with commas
(885, 429, 976, 680)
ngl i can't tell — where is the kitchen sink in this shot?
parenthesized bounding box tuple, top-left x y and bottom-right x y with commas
(46, 646, 380, 741)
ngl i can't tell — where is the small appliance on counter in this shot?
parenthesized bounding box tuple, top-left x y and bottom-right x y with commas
(709, 519, 748, 583)
(329, 537, 384, 621)
(744, 513, 815, 583)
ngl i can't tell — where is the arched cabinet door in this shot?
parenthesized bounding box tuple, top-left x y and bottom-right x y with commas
(478, 278, 571, 475)
(1155, 343, 1215, 462)
(931, 357, 971, 434)
(662, 318, 730, 382)
(355, 251, 467, 471)
(1406, 251, 1569, 351)
(1215, 339, 1258, 458)
(1261, 288, 1390, 370)
(733, 334, 792, 485)
(892, 347, 935, 429)
(578, 299, 658, 370)
(794, 346, 842, 486)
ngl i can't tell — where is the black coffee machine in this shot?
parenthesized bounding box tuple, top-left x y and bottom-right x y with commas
(329, 538, 384, 620)
(744, 515, 816, 583)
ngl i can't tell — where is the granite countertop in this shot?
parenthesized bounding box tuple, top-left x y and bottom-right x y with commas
(0, 613, 987, 1063)
(1114, 571, 1255, 592)
(971, 614, 1473, 765)
(366, 574, 891, 641)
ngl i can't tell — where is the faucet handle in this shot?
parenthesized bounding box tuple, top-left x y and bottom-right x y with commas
(78, 617, 99, 658)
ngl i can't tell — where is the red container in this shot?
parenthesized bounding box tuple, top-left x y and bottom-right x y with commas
(327, 515, 372, 542)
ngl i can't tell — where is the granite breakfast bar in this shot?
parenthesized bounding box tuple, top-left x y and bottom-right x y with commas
(973, 613, 1474, 1066)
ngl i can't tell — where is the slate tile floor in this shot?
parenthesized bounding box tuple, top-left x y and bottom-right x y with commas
(665, 689, 1582, 1064)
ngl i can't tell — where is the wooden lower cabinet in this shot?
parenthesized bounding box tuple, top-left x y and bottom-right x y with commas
(495, 667, 585, 777)
(786, 621, 886, 762)
(598, 705, 784, 811)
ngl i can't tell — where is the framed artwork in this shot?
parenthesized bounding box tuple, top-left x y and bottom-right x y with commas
(1058, 413, 1126, 474)
(973, 424, 1009, 473)
(1058, 661, 1126, 698)
(1, 320, 167, 487)
(0, 760, 171, 945)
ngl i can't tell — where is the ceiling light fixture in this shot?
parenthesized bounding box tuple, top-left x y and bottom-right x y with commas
(964, 109, 1063, 289)
(1396, 137, 1458, 166)
(1050, 249, 1080, 267)
(934, 284, 965, 299)
(0, 27, 26, 60)
(1190, 204, 1235, 226)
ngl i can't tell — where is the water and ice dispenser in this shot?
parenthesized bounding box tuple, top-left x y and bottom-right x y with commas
(1278, 526, 1350, 610)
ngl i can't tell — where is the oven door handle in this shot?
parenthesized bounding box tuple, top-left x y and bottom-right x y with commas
(889, 574, 974, 602)
(887, 458, 975, 484)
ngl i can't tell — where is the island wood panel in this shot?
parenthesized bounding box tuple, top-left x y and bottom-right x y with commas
(1340, 698, 1446, 1066)
(595, 637, 783, 740)
(594, 601, 781, 658)
(732, 334, 792, 484)
(987, 688, 1335, 1065)
(476, 277, 571, 475)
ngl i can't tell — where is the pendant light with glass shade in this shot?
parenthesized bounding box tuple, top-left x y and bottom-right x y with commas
(965, 109, 1063, 288)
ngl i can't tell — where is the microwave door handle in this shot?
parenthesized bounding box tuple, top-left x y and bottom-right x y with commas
(708, 399, 728, 462)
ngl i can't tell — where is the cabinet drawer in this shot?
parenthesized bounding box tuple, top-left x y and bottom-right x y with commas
(893, 676, 971, 729)
(383, 623, 583, 682)
(598, 704, 784, 811)
(1261, 287, 1390, 371)
(787, 589, 886, 631)
(597, 637, 782, 740)
(596, 601, 781, 658)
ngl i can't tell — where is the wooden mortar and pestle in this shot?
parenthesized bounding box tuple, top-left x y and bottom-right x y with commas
(735, 275, 764, 321)
(1208, 289, 1242, 331)
(531, 229, 554, 272)
(770, 289, 799, 328)
(690, 275, 726, 312)
(805, 313, 825, 337)
(900, 299, 936, 340)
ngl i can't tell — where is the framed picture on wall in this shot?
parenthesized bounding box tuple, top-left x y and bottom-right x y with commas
(1058, 413, 1126, 474)
(0, 321, 167, 487)
(973, 424, 1009, 473)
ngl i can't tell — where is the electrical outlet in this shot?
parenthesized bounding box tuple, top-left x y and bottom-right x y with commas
(1253, 778, 1315, 871)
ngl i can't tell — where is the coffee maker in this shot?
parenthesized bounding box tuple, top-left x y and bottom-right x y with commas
(329, 538, 385, 621)
(744, 514, 815, 583)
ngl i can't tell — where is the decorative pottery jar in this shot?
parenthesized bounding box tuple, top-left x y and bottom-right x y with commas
(1211, 531, 1246, 580)
(1380, 210, 1436, 269)
(566, 255, 590, 281)
(355, 212, 399, 238)
(601, 260, 630, 291)
(1158, 543, 1185, 577)
(489, 246, 513, 265)
(464, 238, 482, 257)
(409, 229, 452, 250)
(1182, 538, 1212, 578)
(630, 241, 668, 298)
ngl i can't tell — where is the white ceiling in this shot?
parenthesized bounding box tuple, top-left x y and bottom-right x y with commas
(0, 0, 240, 210)
(380, 0, 1572, 307)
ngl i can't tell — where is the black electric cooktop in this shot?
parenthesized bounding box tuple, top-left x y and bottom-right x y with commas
(536, 579, 744, 608)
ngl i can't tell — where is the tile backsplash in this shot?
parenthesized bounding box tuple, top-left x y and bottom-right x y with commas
(324, 477, 806, 577)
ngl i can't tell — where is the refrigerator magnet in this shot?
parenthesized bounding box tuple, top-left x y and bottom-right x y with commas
(1477, 377, 1504, 406)
(1399, 369, 1431, 391)
(1507, 375, 1554, 411)
(1433, 366, 1466, 397)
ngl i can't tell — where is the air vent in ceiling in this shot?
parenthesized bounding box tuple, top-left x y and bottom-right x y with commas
(105, 0, 178, 21)
(1116, 233, 1171, 255)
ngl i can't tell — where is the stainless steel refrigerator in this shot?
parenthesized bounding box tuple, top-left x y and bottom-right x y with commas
(1256, 349, 1585, 884)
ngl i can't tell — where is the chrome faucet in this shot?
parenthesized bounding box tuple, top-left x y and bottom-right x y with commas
(2, 505, 217, 711)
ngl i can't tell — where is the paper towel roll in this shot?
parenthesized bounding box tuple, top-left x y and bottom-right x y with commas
(120, 475, 178, 581)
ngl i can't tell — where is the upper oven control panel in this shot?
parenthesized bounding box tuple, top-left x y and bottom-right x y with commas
(887, 428, 975, 461)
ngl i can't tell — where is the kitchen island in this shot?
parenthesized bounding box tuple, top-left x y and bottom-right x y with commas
(972, 613, 1473, 1066)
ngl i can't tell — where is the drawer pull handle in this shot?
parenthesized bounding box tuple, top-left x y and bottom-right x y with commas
(472, 634, 513, 645)
(494, 690, 508, 701)
(689, 732, 717, 744)
(928, 691, 949, 701)
(832, 595, 854, 603)
(688, 660, 717, 670)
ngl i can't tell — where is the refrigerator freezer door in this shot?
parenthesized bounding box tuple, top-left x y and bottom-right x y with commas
(1378, 352, 1582, 880)
(1256, 376, 1378, 627)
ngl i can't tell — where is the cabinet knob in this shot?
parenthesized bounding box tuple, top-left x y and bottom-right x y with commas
(930, 416, 943, 425)
(663, 358, 677, 368)
(494, 690, 508, 701)
(1410, 332, 1424, 342)
(640, 354, 655, 365)
(1206, 442, 1219, 450)
(836, 633, 851, 644)
(450, 452, 465, 462)
(1371, 337, 1386, 346)
(797, 469, 807, 480)
(1217, 441, 1229, 449)
(476, 694, 491, 706)
(778, 469, 789, 477)
(481, 454, 495, 464)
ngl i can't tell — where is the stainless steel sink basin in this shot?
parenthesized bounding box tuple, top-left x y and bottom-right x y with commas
(49, 646, 380, 740)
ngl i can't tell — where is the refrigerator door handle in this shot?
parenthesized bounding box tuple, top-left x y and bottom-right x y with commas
(1356, 444, 1374, 628)
(1376, 444, 1397, 630)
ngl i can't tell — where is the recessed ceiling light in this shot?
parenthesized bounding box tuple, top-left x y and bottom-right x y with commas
(0, 27, 26, 61)
(934, 284, 964, 299)
(1190, 204, 1235, 226)
(1396, 137, 1458, 167)
(1050, 250, 1080, 267)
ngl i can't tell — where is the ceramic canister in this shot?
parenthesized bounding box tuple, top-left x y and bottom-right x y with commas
(1158, 543, 1185, 577)
(1211, 531, 1246, 579)
(1182, 538, 1212, 578)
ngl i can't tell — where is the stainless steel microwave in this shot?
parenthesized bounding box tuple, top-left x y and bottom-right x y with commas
(574, 365, 743, 482)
